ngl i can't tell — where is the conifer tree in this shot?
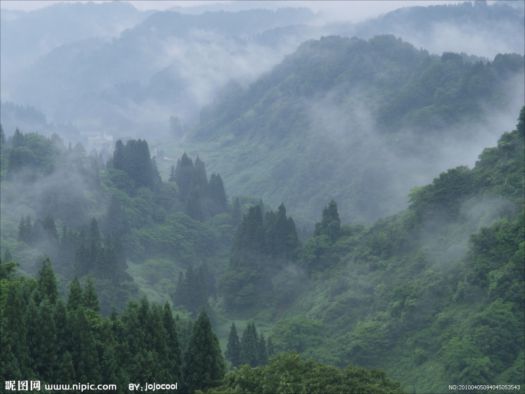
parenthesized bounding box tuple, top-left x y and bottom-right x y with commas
(54, 300, 70, 357)
(83, 278, 100, 312)
(37, 258, 58, 304)
(29, 300, 58, 379)
(194, 157, 209, 193)
(68, 278, 84, 310)
(162, 303, 182, 381)
(113, 140, 125, 170)
(56, 351, 76, 382)
(240, 323, 259, 367)
(225, 323, 241, 368)
(236, 206, 265, 253)
(183, 311, 225, 393)
(112, 139, 158, 189)
(257, 334, 268, 366)
(208, 173, 228, 213)
(174, 153, 194, 200)
(0, 285, 31, 380)
(69, 309, 101, 382)
(314, 200, 341, 242)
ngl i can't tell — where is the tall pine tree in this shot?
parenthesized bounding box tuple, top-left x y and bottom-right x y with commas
(183, 311, 225, 393)
(225, 323, 241, 368)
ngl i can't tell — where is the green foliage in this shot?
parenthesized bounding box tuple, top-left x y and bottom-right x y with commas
(271, 318, 323, 354)
(112, 139, 160, 190)
(314, 200, 341, 242)
(409, 166, 474, 220)
(268, 111, 525, 391)
(170, 153, 229, 220)
(202, 353, 405, 394)
(222, 202, 299, 312)
(36, 258, 58, 304)
(240, 323, 262, 367)
(183, 311, 226, 393)
(191, 35, 524, 224)
(6, 130, 59, 176)
(225, 323, 241, 368)
(173, 264, 215, 315)
(0, 262, 246, 393)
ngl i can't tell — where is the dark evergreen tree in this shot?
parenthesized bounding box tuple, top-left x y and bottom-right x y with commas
(183, 311, 225, 393)
(240, 323, 259, 367)
(113, 140, 125, 171)
(56, 351, 76, 382)
(235, 205, 265, 253)
(112, 139, 159, 189)
(162, 304, 182, 382)
(29, 300, 58, 379)
(257, 334, 268, 366)
(174, 153, 194, 200)
(265, 203, 298, 258)
(208, 173, 228, 214)
(173, 266, 209, 315)
(193, 157, 209, 193)
(67, 278, 83, 310)
(225, 323, 241, 368)
(83, 278, 100, 312)
(68, 309, 101, 382)
(0, 285, 31, 380)
(37, 258, 58, 304)
(314, 200, 341, 242)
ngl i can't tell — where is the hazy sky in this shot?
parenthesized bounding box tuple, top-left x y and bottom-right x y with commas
(0, 0, 465, 22)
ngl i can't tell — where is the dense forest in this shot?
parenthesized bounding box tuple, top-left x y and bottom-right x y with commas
(1, 107, 523, 392)
(185, 35, 524, 224)
(1, 2, 524, 393)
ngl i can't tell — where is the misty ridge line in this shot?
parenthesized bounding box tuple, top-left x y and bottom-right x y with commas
(0, 2, 524, 392)
(1, 1, 523, 139)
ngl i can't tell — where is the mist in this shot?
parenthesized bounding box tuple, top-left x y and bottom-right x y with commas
(1, 2, 524, 391)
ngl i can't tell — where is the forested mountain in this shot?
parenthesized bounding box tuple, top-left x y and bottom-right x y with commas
(0, 2, 146, 92)
(186, 35, 524, 223)
(265, 108, 525, 392)
(1, 109, 522, 393)
(0, 259, 405, 393)
(1, 2, 524, 393)
(0, 128, 234, 311)
(334, 1, 524, 58)
(3, 1, 522, 143)
(2, 7, 315, 139)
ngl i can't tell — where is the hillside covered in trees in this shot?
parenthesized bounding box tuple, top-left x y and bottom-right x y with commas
(184, 35, 524, 224)
(1, 2, 524, 393)
(1, 108, 523, 392)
